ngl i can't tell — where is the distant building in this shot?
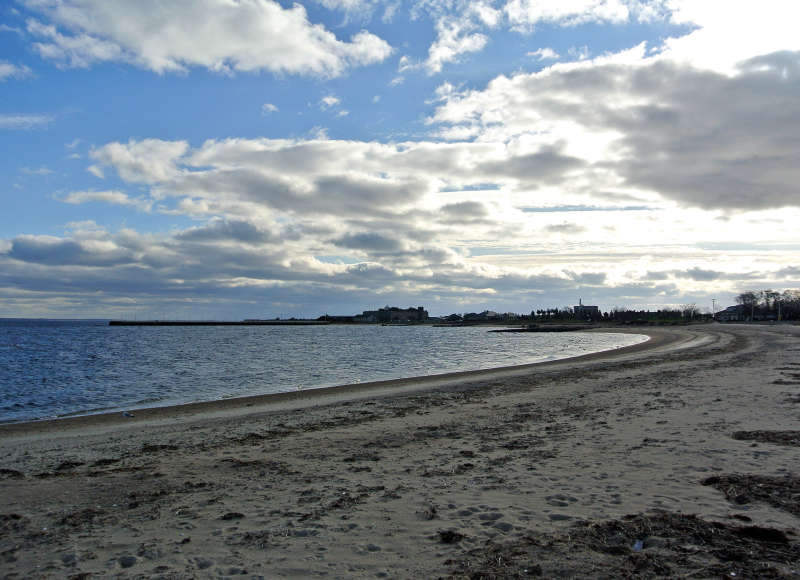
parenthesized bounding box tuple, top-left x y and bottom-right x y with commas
(357, 306, 429, 324)
(573, 299, 600, 320)
(716, 305, 746, 322)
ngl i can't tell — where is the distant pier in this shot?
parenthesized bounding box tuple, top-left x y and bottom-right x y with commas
(109, 320, 330, 326)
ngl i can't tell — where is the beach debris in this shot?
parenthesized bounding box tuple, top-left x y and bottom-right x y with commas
(58, 507, 106, 528)
(731, 430, 800, 447)
(55, 461, 85, 471)
(417, 504, 437, 520)
(122, 411, 134, 418)
(444, 511, 800, 579)
(702, 473, 800, 516)
(60, 553, 78, 566)
(0, 513, 28, 534)
(141, 443, 179, 453)
(438, 529, 465, 544)
(0, 468, 24, 479)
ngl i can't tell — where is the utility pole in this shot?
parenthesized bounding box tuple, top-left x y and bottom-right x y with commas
(711, 298, 716, 320)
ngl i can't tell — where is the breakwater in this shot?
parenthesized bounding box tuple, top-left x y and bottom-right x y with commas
(108, 319, 329, 326)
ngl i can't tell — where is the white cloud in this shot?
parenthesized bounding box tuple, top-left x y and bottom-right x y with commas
(26, 18, 122, 69)
(409, 1, 501, 74)
(0, 61, 32, 80)
(23, 0, 392, 77)
(430, 50, 800, 211)
(314, 0, 385, 21)
(59, 189, 152, 211)
(568, 45, 591, 61)
(86, 164, 104, 178)
(5, 1, 800, 316)
(504, 0, 668, 31)
(21, 166, 53, 175)
(90, 139, 189, 183)
(660, 0, 800, 73)
(0, 24, 24, 35)
(0, 113, 53, 130)
(527, 47, 559, 61)
(261, 103, 278, 115)
(320, 95, 341, 109)
(425, 18, 489, 74)
(4, 131, 800, 315)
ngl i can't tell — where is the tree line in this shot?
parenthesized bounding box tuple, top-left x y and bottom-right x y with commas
(734, 289, 800, 320)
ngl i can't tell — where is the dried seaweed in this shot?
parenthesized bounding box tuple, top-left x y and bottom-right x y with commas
(445, 511, 798, 579)
(702, 473, 800, 517)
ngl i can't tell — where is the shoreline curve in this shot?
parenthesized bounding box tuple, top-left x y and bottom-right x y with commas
(0, 326, 703, 438)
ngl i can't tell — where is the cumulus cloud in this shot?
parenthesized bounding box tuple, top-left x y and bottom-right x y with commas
(91, 139, 189, 183)
(23, 0, 392, 77)
(430, 51, 800, 210)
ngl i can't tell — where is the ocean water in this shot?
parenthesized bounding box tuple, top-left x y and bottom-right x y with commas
(0, 320, 647, 423)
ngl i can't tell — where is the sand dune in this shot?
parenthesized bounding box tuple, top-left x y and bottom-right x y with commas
(1, 324, 799, 578)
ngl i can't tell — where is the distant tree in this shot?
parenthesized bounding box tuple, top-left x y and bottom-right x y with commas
(762, 289, 780, 313)
(681, 303, 699, 320)
(780, 289, 800, 320)
(735, 291, 759, 320)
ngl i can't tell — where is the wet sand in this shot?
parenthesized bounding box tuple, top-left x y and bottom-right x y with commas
(1, 324, 799, 578)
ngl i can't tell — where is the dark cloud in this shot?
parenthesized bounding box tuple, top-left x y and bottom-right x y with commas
(601, 56, 800, 210)
(6, 236, 134, 267)
(673, 268, 761, 282)
(479, 145, 586, 187)
(565, 271, 607, 285)
(173, 167, 422, 218)
(643, 270, 670, 281)
(520, 204, 651, 212)
(641, 268, 764, 282)
(680, 267, 722, 282)
(544, 222, 586, 234)
(332, 232, 403, 253)
(436, 201, 493, 225)
(176, 219, 272, 244)
(776, 266, 800, 278)
(439, 201, 487, 218)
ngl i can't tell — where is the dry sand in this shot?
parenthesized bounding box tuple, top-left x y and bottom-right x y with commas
(1, 323, 799, 579)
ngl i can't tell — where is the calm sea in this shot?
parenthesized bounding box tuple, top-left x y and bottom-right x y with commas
(0, 320, 647, 423)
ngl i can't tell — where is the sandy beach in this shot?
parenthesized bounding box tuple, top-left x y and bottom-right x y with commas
(1, 323, 799, 578)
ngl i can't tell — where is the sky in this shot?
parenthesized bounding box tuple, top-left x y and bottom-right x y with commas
(1, 0, 799, 319)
